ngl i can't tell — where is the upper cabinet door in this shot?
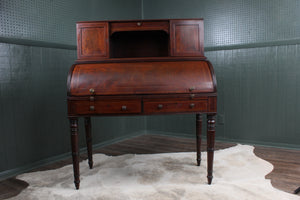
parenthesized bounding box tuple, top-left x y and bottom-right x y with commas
(77, 22, 109, 61)
(170, 19, 204, 57)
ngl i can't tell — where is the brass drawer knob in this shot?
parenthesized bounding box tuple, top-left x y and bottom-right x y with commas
(190, 94, 195, 99)
(189, 87, 195, 92)
(137, 22, 142, 26)
(158, 104, 163, 109)
(90, 96, 95, 101)
(90, 105, 95, 111)
(89, 88, 95, 94)
(121, 106, 127, 111)
(189, 103, 195, 108)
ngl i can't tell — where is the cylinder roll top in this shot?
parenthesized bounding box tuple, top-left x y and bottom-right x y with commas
(68, 60, 216, 96)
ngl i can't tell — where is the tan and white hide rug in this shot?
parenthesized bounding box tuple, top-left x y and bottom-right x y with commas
(10, 144, 300, 200)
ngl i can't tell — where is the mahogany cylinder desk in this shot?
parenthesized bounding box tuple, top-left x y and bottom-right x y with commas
(67, 19, 217, 189)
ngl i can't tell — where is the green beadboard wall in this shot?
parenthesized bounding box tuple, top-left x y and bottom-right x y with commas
(143, 0, 300, 148)
(0, 0, 144, 179)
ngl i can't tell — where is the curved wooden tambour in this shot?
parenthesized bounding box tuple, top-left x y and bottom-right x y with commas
(68, 60, 216, 96)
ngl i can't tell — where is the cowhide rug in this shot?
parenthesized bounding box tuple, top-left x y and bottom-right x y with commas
(9, 145, 300, 200)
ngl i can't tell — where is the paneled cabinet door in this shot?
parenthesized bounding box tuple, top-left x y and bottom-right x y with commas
(77, 22, 109, 60)
(170, 19, 204, 57)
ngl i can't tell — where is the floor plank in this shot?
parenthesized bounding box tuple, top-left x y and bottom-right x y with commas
(0, 134, 299, 199)
(254, 145, 300, 194)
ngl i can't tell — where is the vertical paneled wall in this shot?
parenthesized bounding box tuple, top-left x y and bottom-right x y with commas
(0, 44, 76, 170)
(0, 0, 143, 178)
(205, 45, 300, 146)
(143, 0, 300, 148)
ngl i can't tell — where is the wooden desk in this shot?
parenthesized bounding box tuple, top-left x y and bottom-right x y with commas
(67, 19, 217, 189)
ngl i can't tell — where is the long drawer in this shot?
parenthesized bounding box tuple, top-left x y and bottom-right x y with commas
(110, 21, 169, 34)
(143, 99, 208, 114)
(68, 99, 141, 115)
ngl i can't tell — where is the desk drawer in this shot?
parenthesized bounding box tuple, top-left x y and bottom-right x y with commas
(110, 21, 169, 34)
(68, 99, 141, 115)
(144, 100, 208, 114)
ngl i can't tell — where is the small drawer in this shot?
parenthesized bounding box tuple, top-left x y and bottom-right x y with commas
(95, 100, 141, 114)
(68, 99, 141, 115)
(143, 100, 208, 114)
(110, 21, 169, 34)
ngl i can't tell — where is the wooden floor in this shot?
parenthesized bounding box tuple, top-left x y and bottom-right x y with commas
(0, 134, 300, 199)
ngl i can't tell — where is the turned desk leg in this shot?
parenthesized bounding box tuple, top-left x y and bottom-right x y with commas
(207, 114, 216, 184)
(84, 117, 93, 169)
(69, 117, 80, 190)
(196, 114, 202, 166)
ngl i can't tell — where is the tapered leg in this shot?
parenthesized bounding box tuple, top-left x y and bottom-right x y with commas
(196, 113, 202, 166)
(207, 114, 216, 184)
(84, 117, 93, 169)
(70, 117, 80, 189)
(295, 187, 300, 194)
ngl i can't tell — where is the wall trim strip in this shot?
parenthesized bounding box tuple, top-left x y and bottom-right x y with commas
(205, 38, 300, 51)
(2, 36, 300, 52)
(0, 37, 76, 50)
